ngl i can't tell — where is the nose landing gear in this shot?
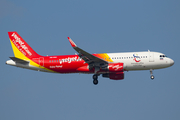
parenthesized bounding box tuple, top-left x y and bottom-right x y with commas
(150, 69, 155, 80)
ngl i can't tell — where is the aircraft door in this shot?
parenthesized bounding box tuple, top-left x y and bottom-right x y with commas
(149, 52, 154, 62)
(39, 57, 44, 66)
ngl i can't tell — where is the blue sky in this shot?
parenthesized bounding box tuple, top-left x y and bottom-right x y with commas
(0, 0, 179, 120)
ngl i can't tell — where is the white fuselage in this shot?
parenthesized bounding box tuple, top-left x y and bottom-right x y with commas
(106, 51, 174, 71)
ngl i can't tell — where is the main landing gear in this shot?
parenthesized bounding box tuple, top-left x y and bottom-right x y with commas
(93, 74, 99, 85)
(150, 69, 155, 80)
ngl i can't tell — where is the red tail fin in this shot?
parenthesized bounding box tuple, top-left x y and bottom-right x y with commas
(8, 31, 40, 59)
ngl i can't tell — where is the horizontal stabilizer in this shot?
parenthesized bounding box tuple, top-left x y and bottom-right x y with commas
(9, 57, 29, 64)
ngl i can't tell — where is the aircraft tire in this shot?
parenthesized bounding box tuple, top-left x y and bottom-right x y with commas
(93, 74, 98, 79)
(93, 79, 98, 85)
(150, 75, 155, 80)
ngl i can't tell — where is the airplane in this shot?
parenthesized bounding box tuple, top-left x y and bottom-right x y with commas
(6, 31, 174, 85)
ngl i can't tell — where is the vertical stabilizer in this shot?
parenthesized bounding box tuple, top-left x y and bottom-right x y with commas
(8, 32, 40, 60)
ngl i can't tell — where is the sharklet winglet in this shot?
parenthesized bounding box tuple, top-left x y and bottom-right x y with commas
(67, 37, 77, 47)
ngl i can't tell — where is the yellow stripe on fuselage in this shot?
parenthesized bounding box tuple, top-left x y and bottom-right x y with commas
(97, 53, 113, 62)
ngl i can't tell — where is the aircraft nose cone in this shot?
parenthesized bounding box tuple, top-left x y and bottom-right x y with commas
(170, 59, 174, 66)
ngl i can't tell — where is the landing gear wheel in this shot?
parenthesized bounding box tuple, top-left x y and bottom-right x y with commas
(93, 74, 98, 79)
(93, 79, 98, 85)
(150, 69, 155, 80)
(93, 74, 99, 85)
(150, 75, 154, 80)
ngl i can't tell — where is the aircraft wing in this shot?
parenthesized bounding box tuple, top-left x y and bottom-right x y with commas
(67, 37, 108, 66)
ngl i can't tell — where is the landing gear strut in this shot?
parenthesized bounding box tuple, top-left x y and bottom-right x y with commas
(150, 69, 155, 80)
(93, 74, 99, 85)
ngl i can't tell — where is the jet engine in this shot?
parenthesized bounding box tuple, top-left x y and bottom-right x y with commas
(102, 63, 124, 80)
(101, 63, 124, 72)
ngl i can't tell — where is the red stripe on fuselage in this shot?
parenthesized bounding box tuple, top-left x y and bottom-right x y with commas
(41, 55, 88, 73)
(33, 54, 110, 74)
(32, 54, 113, 74)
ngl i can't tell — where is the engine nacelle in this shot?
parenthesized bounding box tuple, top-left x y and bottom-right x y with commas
(77, 63, 124, 74)
(102, 72, 124, 80)
(107, 63, 124, 72)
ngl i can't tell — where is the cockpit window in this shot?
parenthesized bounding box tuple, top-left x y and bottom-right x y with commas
(160, 55, 167, 57)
